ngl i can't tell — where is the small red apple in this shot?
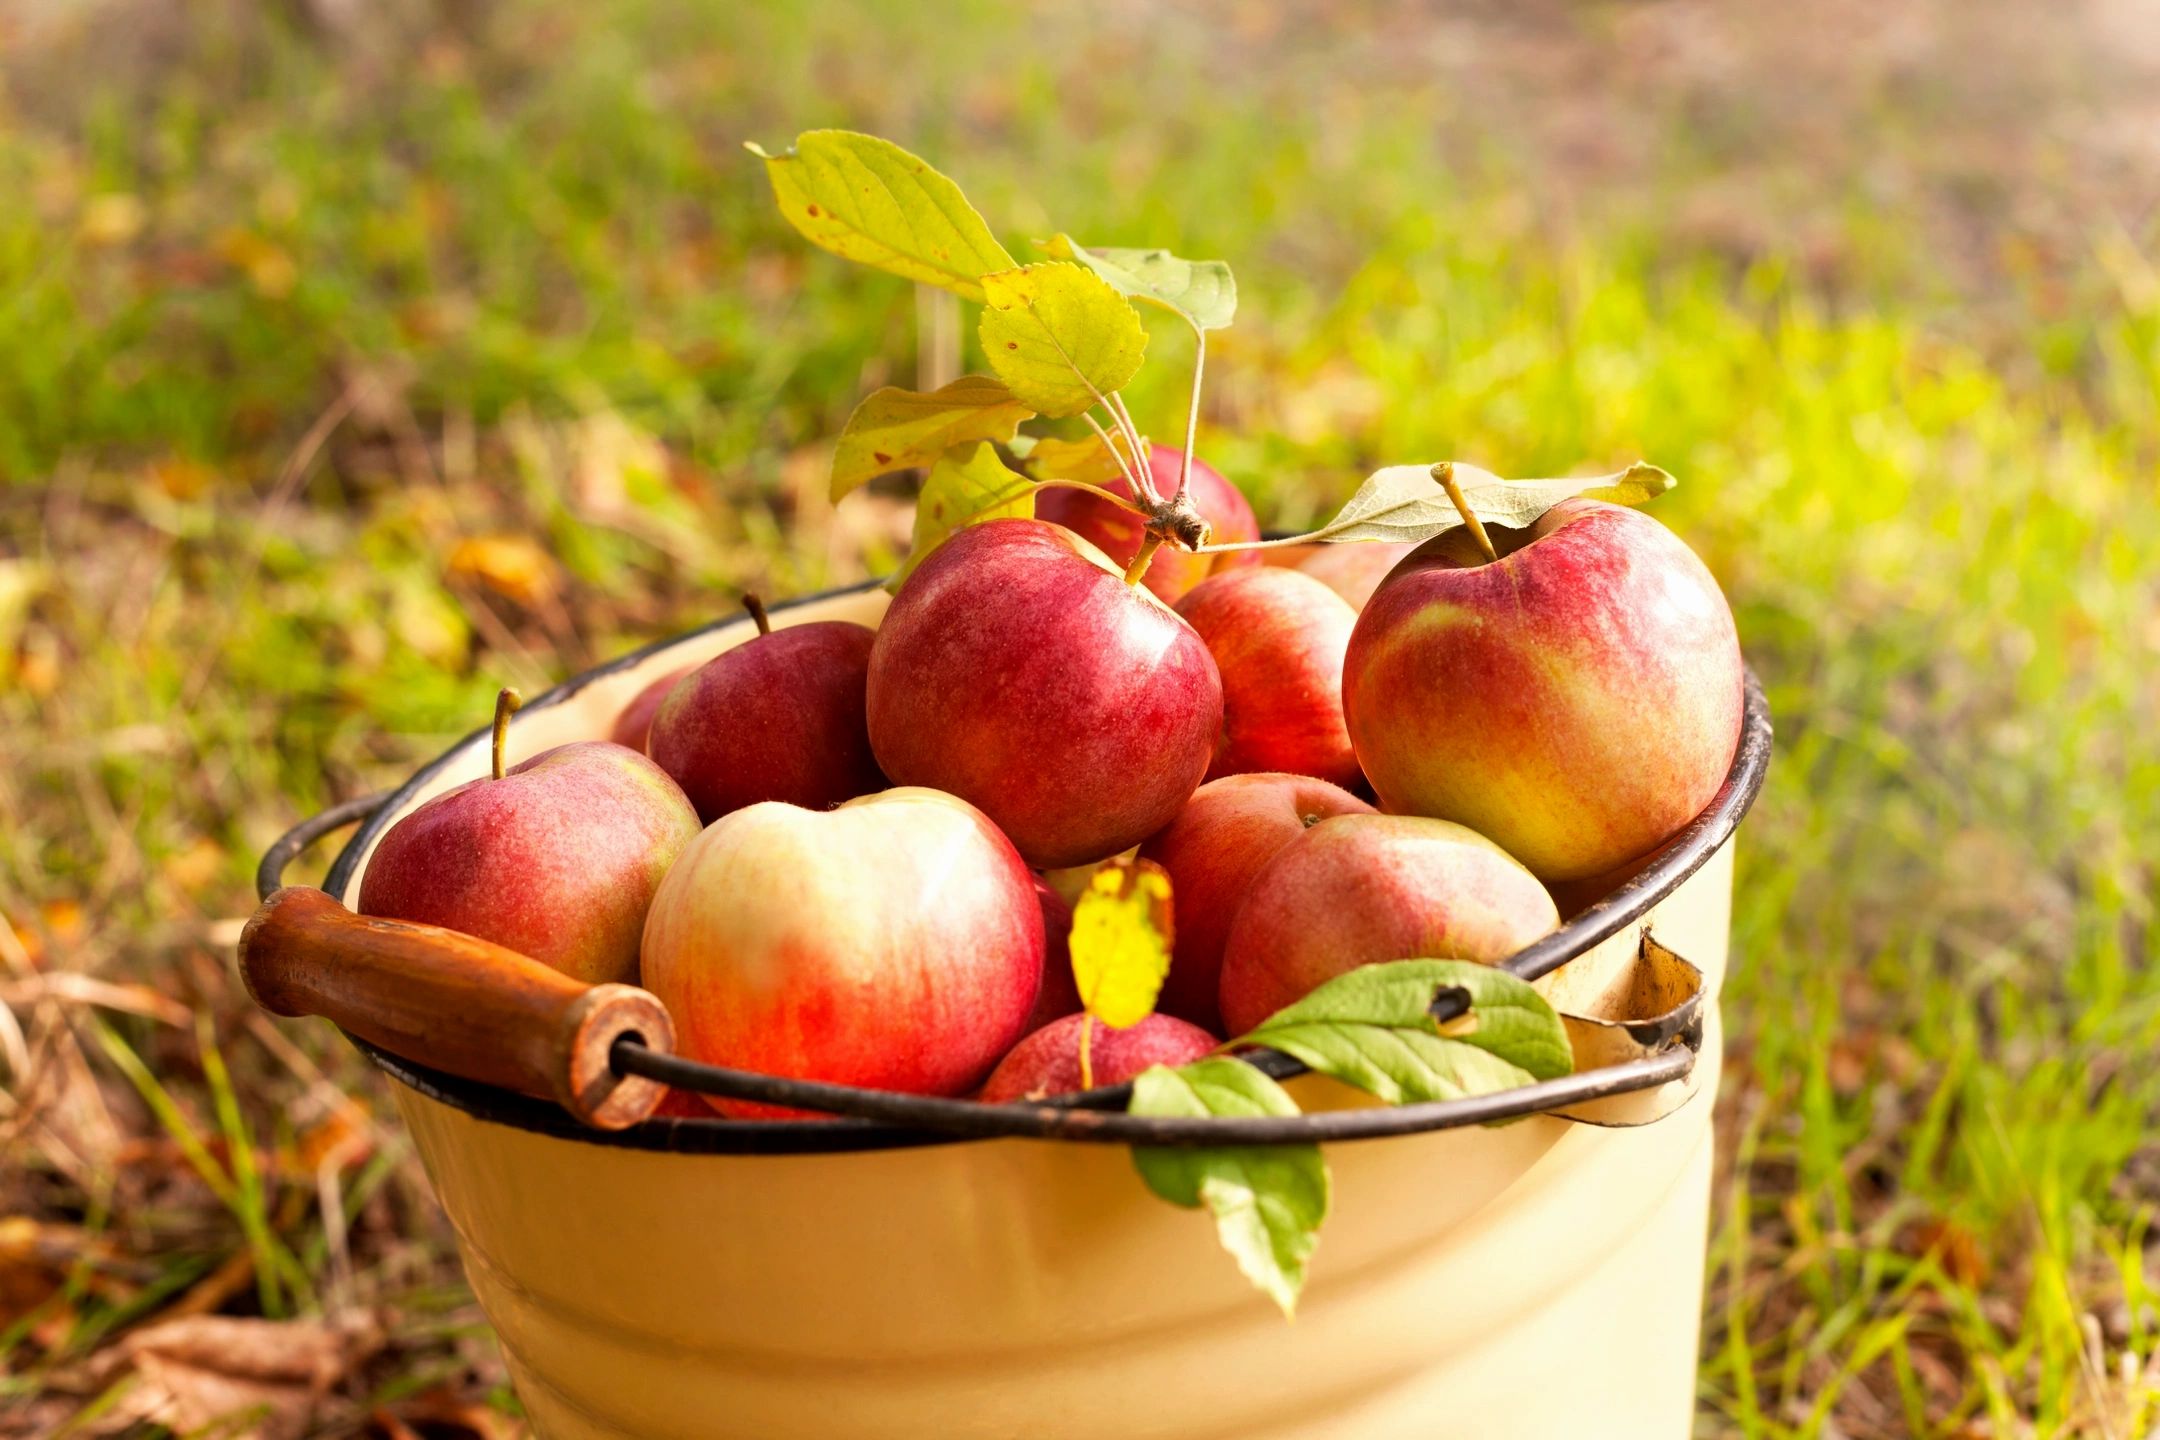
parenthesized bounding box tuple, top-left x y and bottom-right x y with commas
(1344, 500, 1744, 882)
(1033, 447, 1260, 603)
(867, 518, 1223, 869)
(1216, 813, 1558, 1035)
(642, 787, 1044, 1117)
(1293, 540, 1419, 610)
(358, 737, 699, 985)
(1137, 773, 1374, 1031)
(649, 598, 885, 825)
(1174, 567, 1361, 789)
(979, 1012, 1218, 1102)
(608, 666, 692, 752)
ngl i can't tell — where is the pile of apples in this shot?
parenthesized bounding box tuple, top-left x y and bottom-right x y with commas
(358, 444, 1744, 1118)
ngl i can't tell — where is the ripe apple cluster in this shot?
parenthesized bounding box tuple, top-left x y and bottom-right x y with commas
(359, 458, 1742, 1118)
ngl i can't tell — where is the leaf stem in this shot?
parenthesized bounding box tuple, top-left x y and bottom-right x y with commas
(1434, 462, 1500, 563)
(1175, 323, 1205, 508)
(1034, 476, 1153, 517)
(491, 688, 523, 781)
(1081, 410, 1150, 501)
(1104, 393, 1153, 504)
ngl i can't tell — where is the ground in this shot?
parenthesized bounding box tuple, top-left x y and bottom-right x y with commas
(0, 2, 2155, 1436)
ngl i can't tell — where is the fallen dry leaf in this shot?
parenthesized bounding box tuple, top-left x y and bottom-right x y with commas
(116, 1312, 384, 1440)
(446, 535, 558, 608)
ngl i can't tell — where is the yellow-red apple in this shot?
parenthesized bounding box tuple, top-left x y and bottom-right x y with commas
(641, 787, 1043, 1117)
(1174, 567, 1361, 788)
(1343, 499, 1743, 882)
(358, 741, 699, 985)
(1216, 813, 1557, 1034)
(867, 518, 1223, 868)
(1137, 773, 1373, 1031)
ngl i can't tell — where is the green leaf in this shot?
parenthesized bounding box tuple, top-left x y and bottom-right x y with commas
(1043, 235, 1238, 331)
(748, 131, 1015, 303)
(1020, 430, 1148, 488)
(888, 441, 1035, 592)
(979, 263, 1148, 418)
(1130, 1058, 1328, 1317)
(830, 377, 1034, 501)
(1309, 461, 1677, 546)
(1236, 960, 1574, 1106)
(1070, 857, 1175, 1029)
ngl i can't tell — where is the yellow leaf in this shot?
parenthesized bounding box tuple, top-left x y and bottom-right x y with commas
(979, 262, 1148, 418)
(888, 442, 1035, 591)
(831, 376, 1033, 501)
(750, 130, 1015, 303)
(1070, 857, 1175, 1029)
(447, 535, 558, 607)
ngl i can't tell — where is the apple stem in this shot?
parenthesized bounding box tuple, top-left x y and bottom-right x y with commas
(742, 593, 772, 636)
(1124, 534, 1165, 586)
(491, 687, 523, 781)
(1078, 1014, 1096, 1091)
(1434, 462, 1499, 563)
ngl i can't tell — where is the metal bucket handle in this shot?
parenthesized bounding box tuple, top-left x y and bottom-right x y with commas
(251, 667, 1768, 1152)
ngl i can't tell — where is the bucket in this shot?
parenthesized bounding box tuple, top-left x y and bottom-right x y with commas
(251, 579, 1771, 1440)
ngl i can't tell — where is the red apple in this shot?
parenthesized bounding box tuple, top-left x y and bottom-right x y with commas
(1174, 567, 1361, 788)
(1294, 540, 1420, 610)
(1033, 447, 1260, 603)
(642, 787, 1044, 1118)
(358, 740, 699, 985)
(608, 666, 692, 751)
(1026, 877, 1082, 1031)
(1138, 773, 1374, 1031)
(649, 607, 884, 825)
(979, 1012, 1219, 1103)
(1343, 500, 1744, 882)
(867, 518, 1223, 869)
(1217, 813, 1558, 1035)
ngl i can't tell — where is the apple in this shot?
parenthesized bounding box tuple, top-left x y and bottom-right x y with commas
(1293, 540, 1419, 611)
(608, 665, 692, 751)
(979, 1012, 1219, 1103)
(641, 786, 1044, 1117)
(1032, 447, 1260, 603)
(1216, 813, 1558, 1035)
(358, 738, 699, 985)
(867, 518, 1223, 869)
(1343, 499, 1744, 882)
(1026, 877, 1082, 1031)
(1174, 567, 1361, 788)
(1138, 773, 1374, 1031)
(648, 599, 885, 825)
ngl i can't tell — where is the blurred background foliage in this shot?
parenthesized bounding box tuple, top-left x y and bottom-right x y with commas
(1, 1, 2155, 1435)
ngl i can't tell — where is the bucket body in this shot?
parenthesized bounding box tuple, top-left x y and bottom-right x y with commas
(337, 585, 1739, 1440)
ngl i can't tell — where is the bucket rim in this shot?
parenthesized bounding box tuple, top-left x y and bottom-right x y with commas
(315, 576, 1772, 1155)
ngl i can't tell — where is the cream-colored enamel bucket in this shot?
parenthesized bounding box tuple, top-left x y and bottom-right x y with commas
(271, 581, 1769, 1440)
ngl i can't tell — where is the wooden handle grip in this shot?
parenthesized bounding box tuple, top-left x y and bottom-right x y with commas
(239, 886, 673, 1130)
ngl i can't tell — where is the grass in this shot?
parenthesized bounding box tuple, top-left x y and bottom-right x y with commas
(1, 1, 2155, 1435)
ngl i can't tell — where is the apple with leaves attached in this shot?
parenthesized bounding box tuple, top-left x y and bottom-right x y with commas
(980, 1012, 1218, 1102)
(1216, 813, 1558, 1034)
(1137, 773, 1373, 1031)
(867, 518, 1223, 869)
(1345, 497, 1743, 883)
(1033, 448, 1260, 603)
(360, 692, 700, 985)
(649, 596, 884, 824)
(642, 787, 1043, 1117)
(1174, 567, 1361, 789)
